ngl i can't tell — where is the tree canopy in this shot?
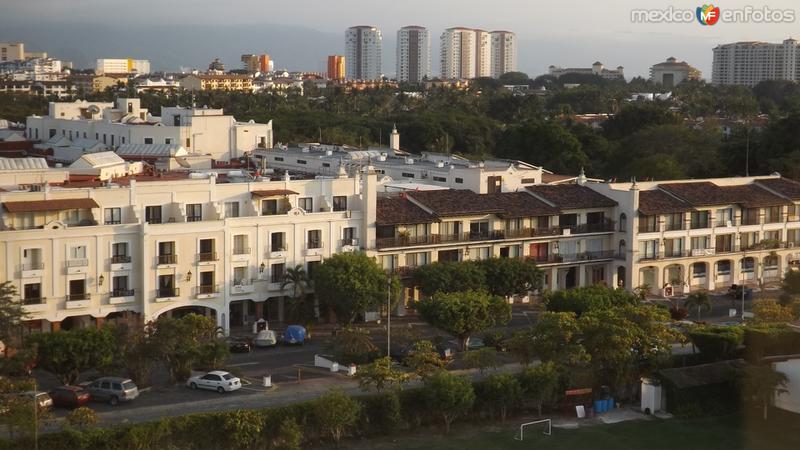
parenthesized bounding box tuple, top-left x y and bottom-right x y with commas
(415, 290, 511, 350)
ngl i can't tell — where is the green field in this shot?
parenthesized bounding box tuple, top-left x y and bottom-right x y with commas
(345, 411, 800, 450)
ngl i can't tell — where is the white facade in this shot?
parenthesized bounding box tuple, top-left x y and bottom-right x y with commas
(440, 27, 492, 80)
(0, 164, 375, 333)
(26, 99, 273, 162)
(345, 26, 382, 81)
(0, 42, 25, 62)
(490, 31, 517, 78)
(396, 26, 431, 83)
(96, 59, 151, 75)
(650, 57, 701, 87)
(712, 39, 800, 86)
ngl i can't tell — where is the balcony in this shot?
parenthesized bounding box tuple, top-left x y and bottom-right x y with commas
(22, 297, 47, 313)
(305, 243, 324, 256)
(466, 230, 507, 242)
(66, 293, 91, 309)
(231, 280, 255, 295)
(527, 250, 615, 264)
(504, 227, 562, 239)
(156, 287, 180, 301)
(196, 284, 220, 299)
(158, 254, 177, 265)
(388, 266, 417, 278)
(232, 247, 251, 262)
(340, 238, 360, 250)
(378, 234, 442, 249)
(198, 252, 218, 263)
(110, 255, 132, 271)
(564, 219, 616, 235)
(21, 262, 44, 278)
(110, 289, 135, 304)
(67, 259, 89, 275)
(268, 246, 288, 259)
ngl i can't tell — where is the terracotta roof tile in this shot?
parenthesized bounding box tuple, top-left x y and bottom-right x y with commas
(3, 198, 99, 213)
(638, 189, 693, 215)
(526, 184, 617, 209)
(756, 178, 800, 201)
(659, 182, 789, 208)
(376, 197, 438, 226)
(250, 189, 298, 197)
(484, 192, 559, 218)
(406, 189, 501, 217)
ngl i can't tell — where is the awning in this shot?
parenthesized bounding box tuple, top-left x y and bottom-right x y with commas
(250, 189, 298, 197)
(3, 198, 99, 213)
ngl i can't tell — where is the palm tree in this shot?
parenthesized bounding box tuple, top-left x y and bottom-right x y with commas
(684, 291, 712, 321)
(739, 364, 788, 420)
(281, 265, 311, 324)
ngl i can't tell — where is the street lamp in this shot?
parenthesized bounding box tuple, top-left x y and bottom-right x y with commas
(186, 270, 192, 282)
(387, 276, 392, 363)
(98, 274, 104, 286)
(260, 262, 266, 273)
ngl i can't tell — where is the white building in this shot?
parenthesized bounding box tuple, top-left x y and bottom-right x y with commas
(25, 98, 273, 162)
(548, 62, 625, 80)
(396, 26, 431, 83)
(440, 27, 491, 80)
(96, 59, 151, 75)
(490, 31, 517, 78)
(712, 39, 800, 86)
(0, 162, 375, 333)
(345, 26, 382, 81)
(649, 57, 701, 87)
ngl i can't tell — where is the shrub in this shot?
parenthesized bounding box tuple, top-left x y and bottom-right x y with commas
(422, 371, 475, 434)
(462, 347, 500, 374)
(404, 340, 445, 377)
(474, 373, 522, 422)
(518, 361, 560, 416)
(544, 285, 638, 316)
(482, 331, 506, 351)
(744, 324, 800, 360)
(65, 407, 98, 430)
(311, 390, 361, 445)
(358, 391, 402, 436)
(687, 326, 744, 361)
(669, 306, 689, 321)
(222, 409, 264, 449)
(752, 299, 795, 323)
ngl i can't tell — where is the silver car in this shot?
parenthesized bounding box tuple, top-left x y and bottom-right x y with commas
(86, 377, 139, 405)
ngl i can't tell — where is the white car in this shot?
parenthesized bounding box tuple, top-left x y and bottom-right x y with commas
(186, 371, 242, 393)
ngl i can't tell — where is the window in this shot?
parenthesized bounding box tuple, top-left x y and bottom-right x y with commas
(764, 230, 781, 242)
(233, 235, 248, 254)
(23, 283, 42, 304)
(692, 263, 707, 279)
(306, 261, 320, 280)
(717, 261, 731, 275)
(401, 172, 415, 178)
(145, 206, 162, 224)
(765, 206, 782, 224)
(716, 208, 733, 227)
(225, 201, 239, 218)
(405, 252, 430, 267)
(618, 213, 627, 232)
(274, 156, 284, 162)
(298, 197, 313, 212)
(741, 231, 759, 249)
(144, 137, 153, 144)
(690, 211, 710, 229)
(271, 263, 285, 283)
(322, 163, 331, 168)
(112, 242, 129, 263)
(438, 249, 460, 263)
(68, 279, 87, 301)
(663, 238, 684, 257)
(715, 234, 734, 252)
(333, 196, 347, 212)
(433, 176, 446, 182)
(741, 208, 759, 226)
(380, 255, 397, 270)
(307, 230, 322, 249)
(559, 213, 578, 230)
(638, 214, 658, 233)
(233, 267, 248, 285)
(271, 232, 286, 252)
(741, 257, 755, 273)
(165, 138, 173, 144)
(536, 216, 551, 230)
(199, 271, 215, 293)
(342, 227, 357, 246)
(158, 241, 176, 264)
(691, 236, 710, 250)
(199, 239, 215, 261)
(104, 207, 121, 225)
(665, 213, 684, 231)
(487, 176, 502, 194)
(297, 159, 307, 165)
(186, 204, 202, 222)
(158, 274, 176, 297)
(639, 240, 659, 259)
(469, 221, 490, 239)
(261, 199, 278, 216)
(112, 275, 130, 297)
(70, 245, 87, 260)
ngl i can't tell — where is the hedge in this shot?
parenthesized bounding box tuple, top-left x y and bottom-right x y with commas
(688, 326, 745, 361)
(744, 324, 800, 361)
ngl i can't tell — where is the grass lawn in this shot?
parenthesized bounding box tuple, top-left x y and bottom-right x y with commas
(344, 410, 800, 450)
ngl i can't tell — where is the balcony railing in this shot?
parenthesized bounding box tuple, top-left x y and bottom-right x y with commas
(67, 259, 89, 267)
(67, 293, 90, 301)
(232, 279, 254, 287)
(388, 266, 417, 277)
(111, 255, 131, 264)
(233, 247, 251, 255)
(23, 297, 45, 305)
(158, 254, 177, 265)
(340, 238, 360, 247)
(306, 242, 324, 250)
(527, 250, 616, 264)
(157, 287, 180, 298)
(22, 262, 44, 271)
(504, 227, 562, 239)
(198, 252, 217, 262)
(377, 234, 442, 249)
(198, 284, 220, 295)
(564, 219, 616, 235)
(111, 289, 134, 297)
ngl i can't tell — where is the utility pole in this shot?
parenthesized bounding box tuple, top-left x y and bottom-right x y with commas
(387, 276, 392, 365)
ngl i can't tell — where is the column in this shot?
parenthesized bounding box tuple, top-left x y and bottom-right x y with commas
(255, 301, 264, 320)
(94, 317, 105, 329)
(707, 261, 716, 291)
(577, 265, 587, 288)
(50, 321, 61, 332)
(550, 267, 559, 291)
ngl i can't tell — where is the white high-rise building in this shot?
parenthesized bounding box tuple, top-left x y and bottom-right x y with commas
(345, 26, 382, 80)
(440, 27, 492, 80)
(396, 26, 431, 83)
(490, 31, 517, 78)
(712, 38, 800, 86)
(96, 58, 151, 75)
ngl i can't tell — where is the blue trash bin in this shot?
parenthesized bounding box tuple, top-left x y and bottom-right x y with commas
(606, 398, 615, 410)
(594, 400, 605, 413)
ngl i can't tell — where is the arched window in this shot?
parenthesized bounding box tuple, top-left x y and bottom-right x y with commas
(619, 213, 627, 232)
(618, 239, 626, 257)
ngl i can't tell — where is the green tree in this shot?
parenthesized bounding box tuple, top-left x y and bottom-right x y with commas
(463, 347, 500, 374)
(738, 364, 788, 420)
(356, 356, 410, 392)
(477, 373, 522, 422)
(222, 409, 264, 449)
(688, 325, 745, 361)
(314, 252, 400, 324)
(150, 313, 219, 382)
(412, 261, 487, 296)
(781, 269, 800, 297)
(312, 389, 361, 445)
(415, 290, 511, 350)
(480, 258, 543, 298)
(508, 312, 588, 366)
(0, 281, 28, 355)
(110, 321, 158, 386)
(329, 327, 378, 364)
(518, 361, 561, 416)
(27, 327, 115, 385)
(684, 291, 712, 321)
(423, 370, 476, 434)
(281, 264, 314, 325)
(544, 285, 639, 316)
(403, 340, 446, 377)
(65, 406, 98, 430)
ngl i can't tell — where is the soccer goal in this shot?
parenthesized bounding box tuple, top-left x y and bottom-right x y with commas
(514, 419, 552, 441)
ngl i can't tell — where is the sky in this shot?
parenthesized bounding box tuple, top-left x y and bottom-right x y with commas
(3, 0, 800, 78)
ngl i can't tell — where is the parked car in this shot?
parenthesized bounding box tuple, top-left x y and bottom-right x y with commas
(229, 338, 252, 353)
(50, 386, 91, 409)
(186, 370, 241, 393)
(254, 329, 277, 348)
(85, 377, 139, 405)
(282, 325, 307, 345)
(7, 391, 53, 410)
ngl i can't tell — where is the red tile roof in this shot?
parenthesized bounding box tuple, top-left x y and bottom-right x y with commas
(250, 189, 298, 197)
(526, 184, 618, 209)
(756, 178, 800, 201)
(659, 182, 789, 208)
(3, 198, 99, 213)
(638, 189, 693, 215)
(376, 196, 438, 226)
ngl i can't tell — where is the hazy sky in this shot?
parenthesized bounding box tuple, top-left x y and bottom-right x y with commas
(4, 0, 800, 78)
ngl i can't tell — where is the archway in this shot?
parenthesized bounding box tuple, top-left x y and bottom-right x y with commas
(740, 257, 756, 283)
(763, 254, 779, 282)
(639, 266, 657, 291)
(155, 305, 218, 321)
(616, 266, 626, 288)
(60, 315, 93, 331)
(690, 262, 708, 288)
(618, 213, 627, 232)
(715, 260, 733, 286)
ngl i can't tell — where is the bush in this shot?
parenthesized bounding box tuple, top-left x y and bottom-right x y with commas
(462, 348, 500, 374)
(311, 390, 361, 445)
(688, 326, 744, 361)
(65, 407, 98, 430)
(744, 324, 800, 361)
(474, 373, 522, 422)
(669, 306, 689, 321)
(482, 331, 506, 351)
(752, 299, 795, 323)
(544, 285, 638, 316)
(423, 371, 475, 434)
(358, 391, 402, 436)
(222, 409, 264, 449)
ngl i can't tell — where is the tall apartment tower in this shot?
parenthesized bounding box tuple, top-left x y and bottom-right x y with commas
(490, 31, 517, 78)
(327, 55, 346, 81)
(712, 38, 800, 86)
(396, 26, 431, 83)
(440, 28, 491, 79)
(241, 54, 271, 73)
(345, 26, 382, 80)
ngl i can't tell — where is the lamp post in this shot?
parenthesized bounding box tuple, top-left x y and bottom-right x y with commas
(387, 276, 391, 363)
